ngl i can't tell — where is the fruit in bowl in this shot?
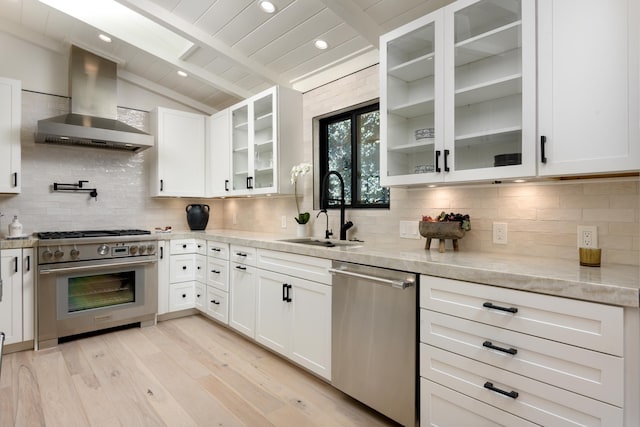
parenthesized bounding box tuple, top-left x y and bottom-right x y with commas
(420, 212, 470, 252)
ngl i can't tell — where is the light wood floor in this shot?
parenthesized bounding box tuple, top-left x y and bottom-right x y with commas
(0, 315, 398, 426)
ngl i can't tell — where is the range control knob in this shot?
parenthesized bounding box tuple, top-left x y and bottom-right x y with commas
(129, 245, 138, 254)
(97, 244, 110, 256)
(147, 244, 156, 254)
(54, 249, 64, 259)
(70, 248, 80, 259)
(139, 245, 147, 254)
(41, 249, 53, 261)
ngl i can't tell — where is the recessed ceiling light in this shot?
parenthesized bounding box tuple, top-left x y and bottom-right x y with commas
(177, 70, 188, 77)
(98, 34, 112, 43)
(513, 179, 526, 183)
(259, 1, 276, 13)
(314, 39, 328, 50)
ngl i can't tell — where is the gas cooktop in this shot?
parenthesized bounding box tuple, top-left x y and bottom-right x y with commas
(37, 229, 151, 240)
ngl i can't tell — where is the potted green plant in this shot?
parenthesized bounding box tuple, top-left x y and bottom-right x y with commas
(291, 162, 312, 235)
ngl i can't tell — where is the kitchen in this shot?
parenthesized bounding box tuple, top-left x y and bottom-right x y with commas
(1, 0, 639, 426)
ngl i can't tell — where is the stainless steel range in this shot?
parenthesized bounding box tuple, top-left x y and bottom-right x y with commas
(36, 229, 158, 349)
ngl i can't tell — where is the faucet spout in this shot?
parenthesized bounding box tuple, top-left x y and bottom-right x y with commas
(320, 171, 353, 240)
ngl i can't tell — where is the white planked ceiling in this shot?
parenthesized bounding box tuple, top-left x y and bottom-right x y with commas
(0, 0, 454, 113)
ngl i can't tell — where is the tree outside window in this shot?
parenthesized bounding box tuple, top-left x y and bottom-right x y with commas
(319, 103, 389, 209)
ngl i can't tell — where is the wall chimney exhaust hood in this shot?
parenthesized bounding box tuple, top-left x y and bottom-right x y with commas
(35, 46, 154, 152)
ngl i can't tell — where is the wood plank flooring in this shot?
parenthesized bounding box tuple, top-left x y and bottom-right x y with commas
(0, 315, 398, 426)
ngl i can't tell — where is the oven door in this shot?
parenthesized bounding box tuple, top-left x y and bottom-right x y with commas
(38, 258, 157, 349)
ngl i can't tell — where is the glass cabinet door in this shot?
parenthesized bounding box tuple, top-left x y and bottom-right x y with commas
(382, 14, 442, 184)
(448, 0, 533, 177)
(252, 92, 275, 190)
(231, 103, 249, 191)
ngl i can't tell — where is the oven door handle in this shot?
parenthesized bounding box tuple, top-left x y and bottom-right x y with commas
(39, 258, 157, 274)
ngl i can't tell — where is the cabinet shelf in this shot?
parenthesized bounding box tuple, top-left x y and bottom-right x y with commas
(388, 52, 435, 82)
(255, 113, 274, 131)
(455, 74, 521, 107)
(389, 98, 435, 118)
(455, 127, 521, 149)
(234, 121, 248, 130)
(233, 146, 248, 153)
(388, 140, 435, 154)
(455, 21, 521, 67)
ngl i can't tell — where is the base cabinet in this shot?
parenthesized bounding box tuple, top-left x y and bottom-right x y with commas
(0, 248, 34, 346)
(166, 239, 206, 313)
(229, 245, 257, 338)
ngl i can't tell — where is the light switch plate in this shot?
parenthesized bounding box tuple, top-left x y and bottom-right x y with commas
(400, 221, 420, 239)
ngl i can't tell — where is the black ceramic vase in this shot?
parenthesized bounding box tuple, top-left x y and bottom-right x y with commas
(186, 204, 210, 230)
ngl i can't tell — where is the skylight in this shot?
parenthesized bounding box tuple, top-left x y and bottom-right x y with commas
(39, 0, 194, 59)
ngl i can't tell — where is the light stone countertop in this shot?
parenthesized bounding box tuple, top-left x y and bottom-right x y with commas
(3, 230, 639, 307)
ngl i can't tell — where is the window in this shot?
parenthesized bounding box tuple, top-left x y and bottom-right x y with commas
(319, 103, 389, 209)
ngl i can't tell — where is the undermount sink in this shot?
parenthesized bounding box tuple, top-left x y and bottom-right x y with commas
(278, 237, 362, 248)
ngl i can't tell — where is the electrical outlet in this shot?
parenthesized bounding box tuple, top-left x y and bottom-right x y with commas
(281, 215, 287, 229)
(577, 225, 598, 248)
(400, 221, 420, 239)
(493, 222, 508, 244)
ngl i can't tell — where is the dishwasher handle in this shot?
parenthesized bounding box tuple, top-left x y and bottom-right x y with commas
(328, 267, 414, 289)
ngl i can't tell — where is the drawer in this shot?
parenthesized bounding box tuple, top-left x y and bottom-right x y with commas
(207, 258, 229, 291)
(420, 344, 623, 426)
(421, 378, 537, 427)
(205, 286, 228, 324)
(257, 249, 331, 285)
(230, 245, 257, 266)
(207, 240, 229, 260)
(169, 254, 196, 282)
(170, 239, 198, 255)
(420, 276, 623, 356)
(420, 309, 624, 406)
(169, 282, 195, 311)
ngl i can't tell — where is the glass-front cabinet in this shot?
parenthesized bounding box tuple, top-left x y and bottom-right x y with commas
(228, 86, 301, 196)
(381, 0, 535, 186)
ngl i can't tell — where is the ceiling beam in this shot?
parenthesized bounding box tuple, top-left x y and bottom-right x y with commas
(317, 0, 382, 48)
(116, 0, 290, 90)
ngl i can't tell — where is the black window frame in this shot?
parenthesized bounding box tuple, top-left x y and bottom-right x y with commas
(318, 102, 389, 210)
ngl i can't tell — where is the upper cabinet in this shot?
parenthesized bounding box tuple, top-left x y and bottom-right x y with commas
(381, 0, 536, 186)
(150, 107, 206, 197)
(227, 86, 302, 196)
(207, 109, 231, 197)
(0, 77, 21, 194)
(537, 0, 639, 176)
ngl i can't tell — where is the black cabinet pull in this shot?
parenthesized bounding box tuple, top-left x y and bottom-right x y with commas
(236, 252, 247, 257)
(13, 172, 18, 187)
(160, 179, 164, 192)
(182, 265, 187, 270)
(211, 247, 221, 252)
(211, 269, 221, 274)
(444, 149, 450, 172)
(182, 244, 187, 249)
(483, 302, 518, 314)
(246, 176, 253, 189)
(160, 246, 164, 259)
(483, 340, 517, 355)
(235, 265, 247, 271)
(14, 256, 19, 273)
(224, 179, 229, 191)
(282, 283, 288, 302)
(26, 255, 31, 272)
(197, 266, 201, 270)
(285, 284, 292, 303)
(435, 150, 441, 173)
(211, 300, 220, 305)
(182, 294, 187, 298)
(484, 381, 518, 399)
(197, 294, 201, 298)
(540, 135, 547, 164)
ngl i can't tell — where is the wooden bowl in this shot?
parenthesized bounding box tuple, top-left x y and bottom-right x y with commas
(419, 221, 465, 252)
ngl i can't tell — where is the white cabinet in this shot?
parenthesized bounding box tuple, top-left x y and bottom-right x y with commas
(228, 86, 302, 196)
(419, 276, 625, 426)
(256, 249, 331, 379)
(150, 107, 206, 197)
(229, 245, 257, 337)
(157, 240, 169, 315)
(206, 109, 231, 197)
(0, 248, 34, 346)
(167, 239, 205, 313)
(537, 0, 639, 176)
(380, 0, 536, 186)
(0, 77, 21, 194)
(203, 240, 229, 324)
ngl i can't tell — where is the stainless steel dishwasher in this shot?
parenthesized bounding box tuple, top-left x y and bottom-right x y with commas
(330, 261, 417, 427)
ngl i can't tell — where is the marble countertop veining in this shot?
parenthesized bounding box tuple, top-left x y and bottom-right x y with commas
(3, 230, 639, 307)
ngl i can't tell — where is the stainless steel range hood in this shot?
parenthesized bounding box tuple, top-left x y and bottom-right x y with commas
(35, 46, 154, 152)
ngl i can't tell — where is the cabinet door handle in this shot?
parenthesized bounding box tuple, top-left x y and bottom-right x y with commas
(197, 266, 201, 270)
(182, 265, 187, 270)
(483, 381, 518, 399)
(435, 150, 441, 173)
(235, 252, 247, 257)
(211, 247, 221, 252)
(444, 149, 450, 172)
(182, 293, 187, 299)
(13, 172, 18, 187)
(211, 270, 221, 274)
(197, 293, 201, 298)
(235, 265, 247, 271)
(14, 256, 19, 273)
(246, 176, 253, 189)
(483, 302, 518, 314)
(286, 284, 292, 303)
(540, 135, 547, 163)
(182, 244, 187, 249)
(26, 255, 30, 272)
(160, 246, 164, 260)
(483, 340, 517, 355)
(160, 179, 164, 192)
(282, 283, 288, 302)
(224, 179, 229, 191)
(211, 300, 220, 305)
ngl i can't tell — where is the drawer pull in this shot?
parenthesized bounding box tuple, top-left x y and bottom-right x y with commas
(483, 381, 519, 399)
(211, 300, 220, 305)
(483, 340, 517, 355)
(235, 252, 247, 257)
(211, 270, 221, 274)
(182, 265, 187, 270)
(211, 247, 221, 252)
(483, 302, 518, 314)
(235, 265, 247, 271)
